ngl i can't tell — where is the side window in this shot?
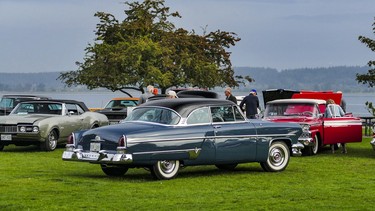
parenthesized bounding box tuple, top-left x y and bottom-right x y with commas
(234, 106, 245, 121)
(222, 106, 235, 122)
(211, 106, 224, 122)
(76, 105, 85, 115)
(66, 104, 82, 115)
(187, 107, 210, 125)
(210, 106, 237, 122)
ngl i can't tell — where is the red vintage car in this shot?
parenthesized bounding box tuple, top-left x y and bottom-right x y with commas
(263, 91, 362, 155)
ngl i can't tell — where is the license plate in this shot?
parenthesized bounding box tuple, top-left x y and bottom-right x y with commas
(1, 134, 12, 141)
(90, 142, 101, 152)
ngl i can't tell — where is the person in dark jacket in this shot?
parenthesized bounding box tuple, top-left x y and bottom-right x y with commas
(239, 89, 260, 119)
(224, 87, 237, 104)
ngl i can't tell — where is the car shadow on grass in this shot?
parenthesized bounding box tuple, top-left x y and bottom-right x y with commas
(1, 144, 65, 153)
(66, 164, 266, 182)
(316, 145, 375, 158)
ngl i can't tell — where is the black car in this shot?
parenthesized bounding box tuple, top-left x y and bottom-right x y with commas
(96, 97, 139, 124)
(0, 95, 50, 115)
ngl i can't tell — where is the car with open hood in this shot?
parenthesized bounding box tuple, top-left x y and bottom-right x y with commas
(263, 98, 362, 155)
(62, 98, 304, 180)
(0, 100, 109, 151)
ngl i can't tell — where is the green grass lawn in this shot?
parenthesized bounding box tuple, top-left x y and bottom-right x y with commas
(1, 137, 375, 210)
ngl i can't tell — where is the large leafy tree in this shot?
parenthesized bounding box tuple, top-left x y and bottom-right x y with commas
(356, 18, 375, 86)
(356, 18, 375, 115)
(59, 0, 245, 95)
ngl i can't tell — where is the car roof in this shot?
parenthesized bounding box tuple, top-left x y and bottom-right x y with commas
(141, 98, 236, 117)
(111, 97, 139, 101)
(268, 98, 326, 105)
(1, 95, 50, 99)
(17, 99, 89, 111)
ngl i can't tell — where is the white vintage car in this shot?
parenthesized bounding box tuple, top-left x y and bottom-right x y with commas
(0, 100, 108, 151)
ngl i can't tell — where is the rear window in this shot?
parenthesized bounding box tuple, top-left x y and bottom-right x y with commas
(125, 107, 180, 125)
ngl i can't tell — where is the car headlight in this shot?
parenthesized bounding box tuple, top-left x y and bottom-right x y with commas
(20, 126, 26, 132)
(18, 125, 39, 133)
(33, 126, 39, 133)
(301, 124, 310, 132)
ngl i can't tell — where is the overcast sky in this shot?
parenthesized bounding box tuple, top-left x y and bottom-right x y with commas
(0, 0, 374, 73)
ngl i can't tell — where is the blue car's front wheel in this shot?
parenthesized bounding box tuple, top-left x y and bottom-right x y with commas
(260, 141, 290, 172)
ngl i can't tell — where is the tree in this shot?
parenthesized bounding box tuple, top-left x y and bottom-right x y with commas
(356, 18, 375, 115)
(59, 0, 246, 95)
(356, 18, 375, 87)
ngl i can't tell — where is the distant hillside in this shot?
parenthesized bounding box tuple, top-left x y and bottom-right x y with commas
(234, 66, 372, 93)
(0, 66, 373, 92)
(0, 72, 66, 92)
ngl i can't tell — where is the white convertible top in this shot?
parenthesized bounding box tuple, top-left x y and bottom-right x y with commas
(267, 98, 327, 105)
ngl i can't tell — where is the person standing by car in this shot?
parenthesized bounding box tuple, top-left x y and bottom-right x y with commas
(337, 91, 346, 112)
(326, 99, 347, 154)
(239, 89, 260, 119)
(166, 90, 178, 99)
(224, 87, 237, 104)
(138, 85, 154, 105)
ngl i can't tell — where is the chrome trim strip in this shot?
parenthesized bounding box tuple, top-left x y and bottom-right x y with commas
(324, 120, 362, 126)
(128, 133, 297, 144)
(133, 148, 201, 155)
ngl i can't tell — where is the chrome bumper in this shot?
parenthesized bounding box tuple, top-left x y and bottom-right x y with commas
(62, 149, 133, 164)
(298, 131, 314, 147)
(292, 142, 304, 157)
(370, 138, 375, 151)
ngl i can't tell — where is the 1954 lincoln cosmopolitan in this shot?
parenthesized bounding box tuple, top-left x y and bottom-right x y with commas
(63, 98, 304, 180)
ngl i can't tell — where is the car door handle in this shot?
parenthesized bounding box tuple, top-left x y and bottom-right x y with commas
(213, 125, 221, 129)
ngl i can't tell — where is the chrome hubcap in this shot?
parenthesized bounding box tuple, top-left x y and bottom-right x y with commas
(160, 160, 176, 174)
(269, 148, 284, 167)
(49, 133, 57, 149)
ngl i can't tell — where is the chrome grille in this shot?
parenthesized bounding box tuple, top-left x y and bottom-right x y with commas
(0, 125, 17, 133)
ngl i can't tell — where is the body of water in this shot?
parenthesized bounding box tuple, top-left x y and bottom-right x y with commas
(1, 91, 374, 117)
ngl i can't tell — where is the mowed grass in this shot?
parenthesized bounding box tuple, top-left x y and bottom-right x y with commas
(1, 137, 375, 210)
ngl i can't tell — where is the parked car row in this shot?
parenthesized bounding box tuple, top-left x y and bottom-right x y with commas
(0, 90, 369, 180)
(62, 98, 304, 180)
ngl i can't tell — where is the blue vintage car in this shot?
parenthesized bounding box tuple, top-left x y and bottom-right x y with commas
(63, 98, 304, 180)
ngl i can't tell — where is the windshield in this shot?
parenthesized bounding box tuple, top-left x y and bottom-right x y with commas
(264, 103, 318, 118)
(124, 107, 180, 125)
(0, 98, 14, 109)
(105, 99, 138, 109)
(11, 102, 63, 115)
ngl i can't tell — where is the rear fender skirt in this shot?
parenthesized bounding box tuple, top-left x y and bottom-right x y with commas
(133, 148, 202, 161)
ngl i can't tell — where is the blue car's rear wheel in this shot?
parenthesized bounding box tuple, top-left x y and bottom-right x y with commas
(151, 160, 180, 180)
(260, 141, 290, 172)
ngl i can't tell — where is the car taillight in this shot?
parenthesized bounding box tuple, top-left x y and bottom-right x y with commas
(118, 135, 127, 148)
(67, 134, 74, 145)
